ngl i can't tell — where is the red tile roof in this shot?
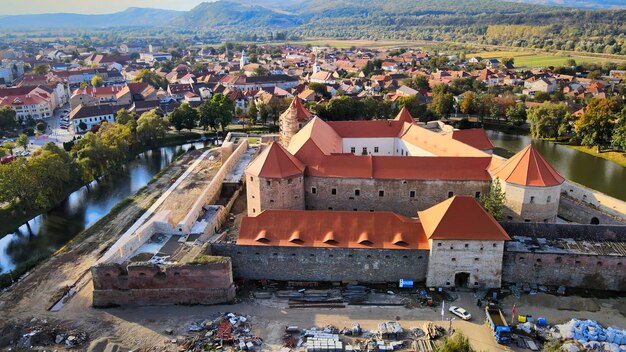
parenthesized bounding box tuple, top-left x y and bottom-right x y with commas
(238, 210, 429, 250)
(280, 97, 314, 123)
(490, 144, 564, 187)
(246, 142, 305, 178)
(394, 107, 415, 124)
(449, 128, 495, 151)
(418, 196, 510, 241)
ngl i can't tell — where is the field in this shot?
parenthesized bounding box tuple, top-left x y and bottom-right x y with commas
(467, 51, 626, 68)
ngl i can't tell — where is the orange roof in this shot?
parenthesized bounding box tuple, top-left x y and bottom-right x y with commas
(328, 120, 405, 138)
(288, 117, 342, 156)
(400, 124, 489, 157)
(238, 210, 429, 250)
(490, 144, 564, 187)
(306, 154, 492, 180)
(449, 128, 495, 151)
(418, 196, 510, 241)
(246, 142, 305, 178)
(394, 107, 415, 124)
(279, 97, 314, 123)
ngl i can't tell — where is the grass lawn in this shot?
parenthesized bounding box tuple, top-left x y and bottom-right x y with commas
(467, 51, 623, 68)
(568, 145, 626, 168)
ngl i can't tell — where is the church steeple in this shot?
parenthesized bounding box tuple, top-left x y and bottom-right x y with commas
(240, 50, 248, 67)
(313, 47, 320, 74)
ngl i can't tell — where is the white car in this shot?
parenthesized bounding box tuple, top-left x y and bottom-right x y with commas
(449, 306, 472, 320)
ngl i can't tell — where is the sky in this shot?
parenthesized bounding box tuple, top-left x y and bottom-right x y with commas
(0, 0, 210, 15)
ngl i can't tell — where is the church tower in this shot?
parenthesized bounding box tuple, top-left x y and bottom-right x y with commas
(313, 47, 321, 74)
(240, 50, 248, 67)
(278, 98, 315, 148)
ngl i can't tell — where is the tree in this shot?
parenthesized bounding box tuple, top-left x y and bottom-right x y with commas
(212, 94, 235, 132)
(115, 108, 136, 125)
(0, 106, 18, 132)
(254, 66, 269, 76)
(436, 333, 474, 352)
(479, 178, 506, 221)
(91, 75, 104, 87)
(430, 91, 454, 117)
(169, 103, 198, 132)
(2, 141, 15, 155)
(459, 92, 476, 115)
(248, 100, 259, 122)
(403, 75, 430, 91)
(575, 98, 618, 153)
(133, 69, 168, 90)
(505, 103, 527, 127)
(501, 57, 514, 67)
(397, 95, 433, 122)
(308, 82, 330, 98)
(36, 120, 47, 133)
(527, 103, 570, 139)
(136, 110, 168, 145)
(16, 134, 29, 151)
(533, 91, 551, 103)
(612, 114, 626, 151)
(33, 64, 49, 75)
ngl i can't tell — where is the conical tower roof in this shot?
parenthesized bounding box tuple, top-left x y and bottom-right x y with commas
(394, 106, 415, 124)
(490, 144, 564, 187)
(246, 142, 305, 178)
(279, 97, 313, 123)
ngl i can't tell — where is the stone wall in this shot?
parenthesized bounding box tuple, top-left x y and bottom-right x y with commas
(426, 239, 506, 289)
(246, 173, 305, 216)
(502, 251, 625, 291)
(562, 180, 626, 222)
(500, 222, 626, 241)
(500, 181, 561, 223)
(91, 260, 236, 307)
(210, 243, 430, 283)
(559, 195, 625, 225)
(304, 178, 489, 217)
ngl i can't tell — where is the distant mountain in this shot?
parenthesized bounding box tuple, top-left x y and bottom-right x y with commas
(507, 0, 626, 9)
(172, 1, 302, 28)
(0, 7, 182, 28)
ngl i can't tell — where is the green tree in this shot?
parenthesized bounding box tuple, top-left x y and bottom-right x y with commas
(33, 64, 49, 75)
(258, 102, 270, 124)
(397, 95, 433, 122)
(248, 100, 259, 122)
(169, 103, 197, 132)
(403, 75, 430, 91)
(0, 106, 18, 132)
(254, 66, 269, 76)
(16, 134, 29, 151)
(430, 91, 454, 117)
(527, 102, 570, 139)
(115, 108, 136, 125)
(480, 178, 507, 221)
(136, 110, 168, 145)
(2, 141, 15, 156)
(612, 114, 626, 151)
(436, 332, 474, 352)
(36, 121, 47, 133)
(133, 69, 168, 90)
(308, 82, 330, 98)
(505, 103, 527, 127)
(575, 98, 618, 152)
(533, 91, 551, 103)
(501, 57, 514, 67)
(91, 75, 104, 87)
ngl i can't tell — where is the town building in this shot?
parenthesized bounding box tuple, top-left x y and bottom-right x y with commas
(70, 104, 116, 132)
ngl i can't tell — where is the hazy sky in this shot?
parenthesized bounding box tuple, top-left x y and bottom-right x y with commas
(0, 0, 210, 15)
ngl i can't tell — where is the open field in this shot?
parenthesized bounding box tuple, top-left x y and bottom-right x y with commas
(468, 50, 626, 68)
(568, 145, 626, 168)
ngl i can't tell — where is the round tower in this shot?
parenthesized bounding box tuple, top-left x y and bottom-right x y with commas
(490, 144, 564, 222)
(278, 98, 314, 148)
(244, 142, 305, 216)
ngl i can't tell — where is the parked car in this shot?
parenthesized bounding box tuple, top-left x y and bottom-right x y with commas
(449, 306, 472, 320)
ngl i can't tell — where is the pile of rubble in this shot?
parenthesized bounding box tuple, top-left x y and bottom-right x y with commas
(178, 313, 263, 351)
(0, 318, 88, 349)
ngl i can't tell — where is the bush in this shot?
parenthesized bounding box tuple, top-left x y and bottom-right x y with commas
(436, 333, 474, 352)
(36, 121, 48, 133)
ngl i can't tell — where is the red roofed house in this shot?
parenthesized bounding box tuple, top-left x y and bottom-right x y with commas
(489, 144, 564, 222)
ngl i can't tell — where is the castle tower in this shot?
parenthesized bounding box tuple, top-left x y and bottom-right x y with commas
(278, 98, 314, 148)
(245, 142, 306, 216)
(490, 144, 564, 223)
(240, 50, 248, 67)
(419, 196, 511, 289)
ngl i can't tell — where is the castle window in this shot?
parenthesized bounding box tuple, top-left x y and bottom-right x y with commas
(362, 147, 368, 155)
(403, 255, 408, 259)
(507, 216, 513, 220)
(465, 244, 469, 248)
(288, 178, 292, 184)
(448, 191, 454, 198)
(328, 207, 333, 210)
(379, 190, 385, 197)
(575, 260, 581, 264)
(418, 256, 423, 259)
(524, 219, 531, 222)
(374, 147, 379, 153)
(555, 257, 562, 263)
(530, 196, 535, 203)
(519, 257, 525, 263)
(409, 191, 415, 198)
(353, 208, 357, 211)
(474, 258, 479, 262)
(597, 261, 603, 266)
(536, 258, 542, 263)
(438, 243, 442, 247)
(311, 187, 317, 194)
(351, 147, 355, 153)
(475, 191, 481, 198)
(355, 189, 360, 196)
(250, 176, 254, 182)
(270, 200, 274, 203)
(331, 188, 337, 195)
(547, 195, 551, 203)
(451, 258, 456, 262)
(252, 208, 256, 213)
(266, 180, 271, 186)
(493, 243, 497, 248)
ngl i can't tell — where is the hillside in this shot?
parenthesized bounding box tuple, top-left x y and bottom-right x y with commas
(508, 0, 626, 9)
(173, 1, 302, 28)
(0, 7, 181, 28)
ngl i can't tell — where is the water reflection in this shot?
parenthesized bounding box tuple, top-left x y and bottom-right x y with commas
(487, 130, 626, 201)
(0, 141, 209, 273)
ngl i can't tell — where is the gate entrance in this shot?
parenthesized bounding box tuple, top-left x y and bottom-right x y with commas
(454, 272, 470, 288)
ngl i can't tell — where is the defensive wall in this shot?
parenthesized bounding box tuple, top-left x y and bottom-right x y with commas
(91, 257, 236, 307)
(210, 243, 430, 283)
(501, 223, 626, 291)
(562, 180, 626, 223)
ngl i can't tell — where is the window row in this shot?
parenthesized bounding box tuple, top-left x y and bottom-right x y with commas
(311, 188, 481, 199)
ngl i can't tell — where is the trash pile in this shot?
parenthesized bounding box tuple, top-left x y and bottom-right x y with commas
(552, 319, 626, 351)
(0, 318, 88, 349)
(180, 313, 263, 351)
